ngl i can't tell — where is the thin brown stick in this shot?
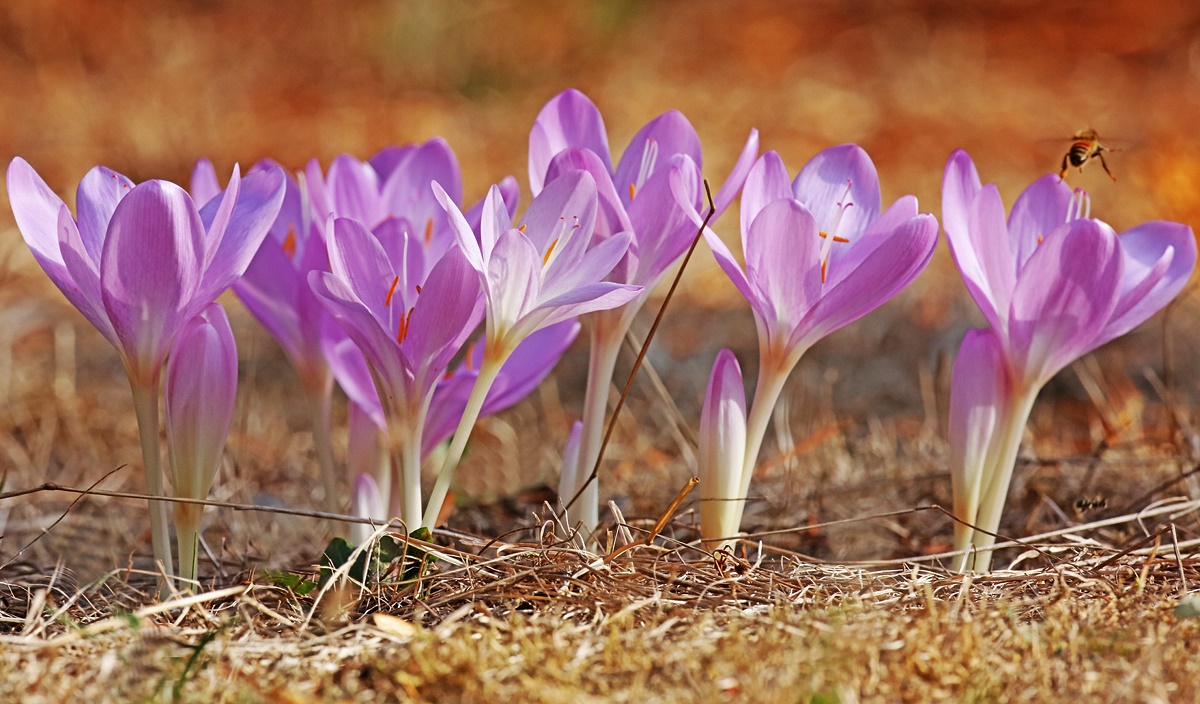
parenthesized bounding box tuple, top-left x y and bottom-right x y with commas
(604, 477, 698, 563)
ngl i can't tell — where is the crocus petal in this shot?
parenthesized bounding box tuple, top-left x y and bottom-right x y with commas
(326, 154, 382, 225)
(1007, 219, 1123, 388)
(401, 245, 484, 393)
(529, 88, 612, 195)
(546, 146, 632, 237)
(7, 157, 72, 275)
(712, 128, 760, 218)
(197, 166, 285, 303)
(955, 184, 1017, 332)
(478, 184, 512, 263)
(940, 150, 983, 249)
(309, 270, 413, 407)
(824, 195, 919, 290)
(57, 206, 119, 346)
(368, 144, 416, 183)
(519, 170, 599, 254)
(529, 282, 641, 334)
(1006, 174, 1074, 272)
(544, 230, 632, 305)
(76, 165, 134, 263)
(485, 229, 543, 334)
(327, 217, 397, 326)
(190, 159, 221, 209)
(434, 181, 485, 271)
(379, 137, 463, 210)
(613, 110, 702, 209)
(101, 180, 205, 380)
(697, 349, 748, 546)
(739, 151, 793, 241)
(1093, 220, 1197, 348)
(464, 175, 520, 236)
(165, 302, 238, 501)
(744, 199, 823, 342)
(791, 213, 938, 349)
(949, 328, 1010, 530)
(791, 144, 881, 240)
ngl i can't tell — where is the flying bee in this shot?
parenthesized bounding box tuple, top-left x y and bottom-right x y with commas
(1060, 129, 1116, 181)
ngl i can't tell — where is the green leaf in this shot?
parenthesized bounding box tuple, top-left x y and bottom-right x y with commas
(262, 569, 319, 596)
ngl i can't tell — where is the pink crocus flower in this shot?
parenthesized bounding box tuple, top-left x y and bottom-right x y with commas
(683, 145, 939, 545)
(943, 150, 1196, 571)
(696, 349, 748, 551)
(528, 88, 759, 535)
(165, 303, 238, 583)
(7, 158, 283, 579)
(428, 170, 643, 529)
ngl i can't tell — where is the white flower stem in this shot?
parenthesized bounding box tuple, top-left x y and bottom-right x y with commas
(307, 383, 338, 517)
(174, 502, 202, 586)
(571, 320, 624, 536)
(732, 356, 794, 534)
(130, 381, 175, 590)
(422, 354, 505, 529)
(953, 387, 1039, 573)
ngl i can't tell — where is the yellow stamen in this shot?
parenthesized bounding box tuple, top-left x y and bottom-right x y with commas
(384, 275, 400, 307)
(518, 224, 527, 233)
(424, 218, 434, 246)
(543, 238, 559, 265)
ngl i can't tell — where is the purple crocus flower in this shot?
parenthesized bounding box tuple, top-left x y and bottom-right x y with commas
(683, 145, 938, 544)
(528, 89, 760, 535)
(943, 150, 1196, 571)
(427, 169, 642, 528)
(165, 303, 238, 583)
(309, 216, 484, 528)
(7, 158, 284, 579)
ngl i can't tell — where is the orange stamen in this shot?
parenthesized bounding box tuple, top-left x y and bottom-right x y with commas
(818, 231, 850, 243)
(464, 341, 477, 371)
(543, 238, 559, 265)
(415, 284, 422, 295)
(281, 226, 297, 258)
(1037, 235, 1044, 245)
(384, 275, 400, 307)
(396, 307, 414, 344)
(821, 259, 828, 284)
(629, 183, 636, 200)
(518, 224, 527, 233)
(424, 218, 434, 246)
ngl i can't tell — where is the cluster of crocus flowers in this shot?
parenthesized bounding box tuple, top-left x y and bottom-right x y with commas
(7, 158, 284, 582)
(529, 89, 759, 537)
(689, 145, 940, 549)
(943, 150, 1196, 572)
